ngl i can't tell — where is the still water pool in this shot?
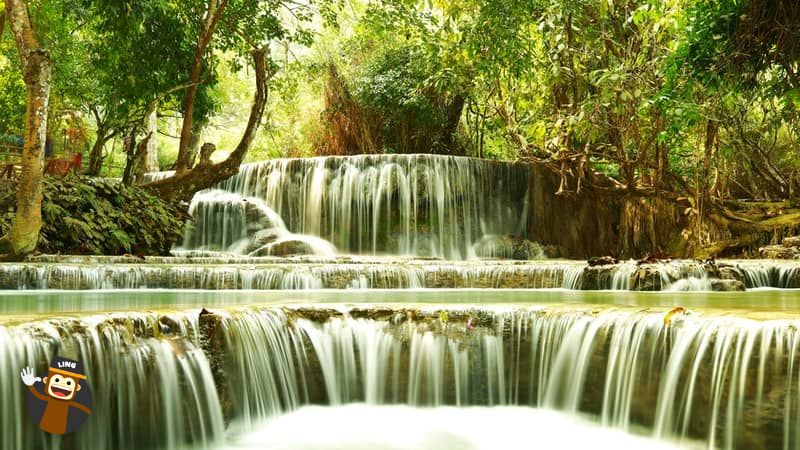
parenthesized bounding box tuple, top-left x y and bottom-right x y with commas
(0, 288, 799, 316)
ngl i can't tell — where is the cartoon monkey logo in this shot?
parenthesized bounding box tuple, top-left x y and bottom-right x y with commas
(20, 356, 93, 434)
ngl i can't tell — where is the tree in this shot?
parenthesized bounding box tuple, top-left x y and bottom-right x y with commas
(0, 0, 53, 258)
(74, 0, 216, 177)
(139, 0, 318, 201)
(145, 47, 271, 202)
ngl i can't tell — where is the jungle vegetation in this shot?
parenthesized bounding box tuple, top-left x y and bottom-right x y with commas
(0, 0, 798, 257)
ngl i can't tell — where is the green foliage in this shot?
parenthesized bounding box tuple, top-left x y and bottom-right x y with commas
(350, 44, 459, 153)
(0, 0, 796, 206)
(1, 178, 187, 255)
(255, 59, 322, 158)
(68, 0, 212, 129)
(0, 52, 26, 136)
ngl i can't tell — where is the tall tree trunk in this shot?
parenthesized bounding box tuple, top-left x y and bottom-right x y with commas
(121, 128, 138, 185)
(87, 126, 113, 176)
(145, 47, 270, 202)
(0, 0, 52, 258)
(143, 107, 159, 173)
(123, 132, 152, 186)
(186, 121, 205, 169)
(694, 119, 718, 244)
(174, 0, 228, 174)
(441, 94, 465, 153)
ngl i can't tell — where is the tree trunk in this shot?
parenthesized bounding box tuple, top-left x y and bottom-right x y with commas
(126, 132, 152, 185)
(0, 0, 52, 259)
(87, 126, 113, 176)
(441, 93, 465, 153)
(185, 121, 205, 169)
(143, 107, 159, 173)
(144, 47, 269, 202)
(174, 0, 228, 174)
(121, 128, 137, 185)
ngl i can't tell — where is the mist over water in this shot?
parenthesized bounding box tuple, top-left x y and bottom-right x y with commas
(220, 404, 697, 450)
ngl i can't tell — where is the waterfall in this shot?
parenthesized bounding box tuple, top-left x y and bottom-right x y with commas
(737, 261, 800, 288)
(180, 189, 336, 256)
(3, 305, 800, 449)
(178, 155, 531, 259)
(0, 260, 586, 290)
(2, 258, 798, 291)
(213, 306, 800, 450)
(0, 313, 223, 450)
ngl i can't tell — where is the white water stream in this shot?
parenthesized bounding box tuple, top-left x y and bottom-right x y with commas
(159, 154, 531, 259)
(218, 404, 697, 450)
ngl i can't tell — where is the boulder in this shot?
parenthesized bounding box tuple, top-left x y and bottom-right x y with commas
(710, 279, 746, 292)
(782, 236, 800, 247)
(512, 239, 546, 260)
(588, 256, 619, 266)
(259, 239, 315, 257)
(580, 264, 617, 290)
(717, 265, 745, 282)
(759, 245, 800, 259)
(243, 200, 284, 235)
(630, 265, 664, 291)
(245, 229, 282, 254)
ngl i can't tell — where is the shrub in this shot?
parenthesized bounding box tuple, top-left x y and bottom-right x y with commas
(1, 176, 187, 255)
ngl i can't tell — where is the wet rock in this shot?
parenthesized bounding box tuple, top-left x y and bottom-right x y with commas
(158, 316, 180, 336)
(425, 269, 457, 288)
(637, 253, 673, 264)
(512, 239, 546, 260)
(710, 279, 746, 291)
(782, 236, 800, 247)
(198, 309, 233, 422)
(717, 265, 745, 282)
(244, 201, 282, 233)
(349, 307, 396, 321)
(630, 265, 664, 291)
(580, 265, 616, 290)
(245, 229, 282, 254)
(0, 268, 18, 289)
(759, 245, 800, 259)
(253, 239, 315, 257)
(292, 307, 344, 323)
(699, 261, 721, 278)
(541, 244, 566, 258)
(588, 256, 618, 266)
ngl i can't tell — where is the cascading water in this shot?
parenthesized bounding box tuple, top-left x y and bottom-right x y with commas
(0, 313, 223, 450)
(214, 306, 800, 450)
(3, 304, 800, 450)
(179, 155, 531, 259)
(2, 258, 798, 291)
(0, 260, 586, 290)
(737, 260, 800, 288)
(180, 189, 336, 256)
